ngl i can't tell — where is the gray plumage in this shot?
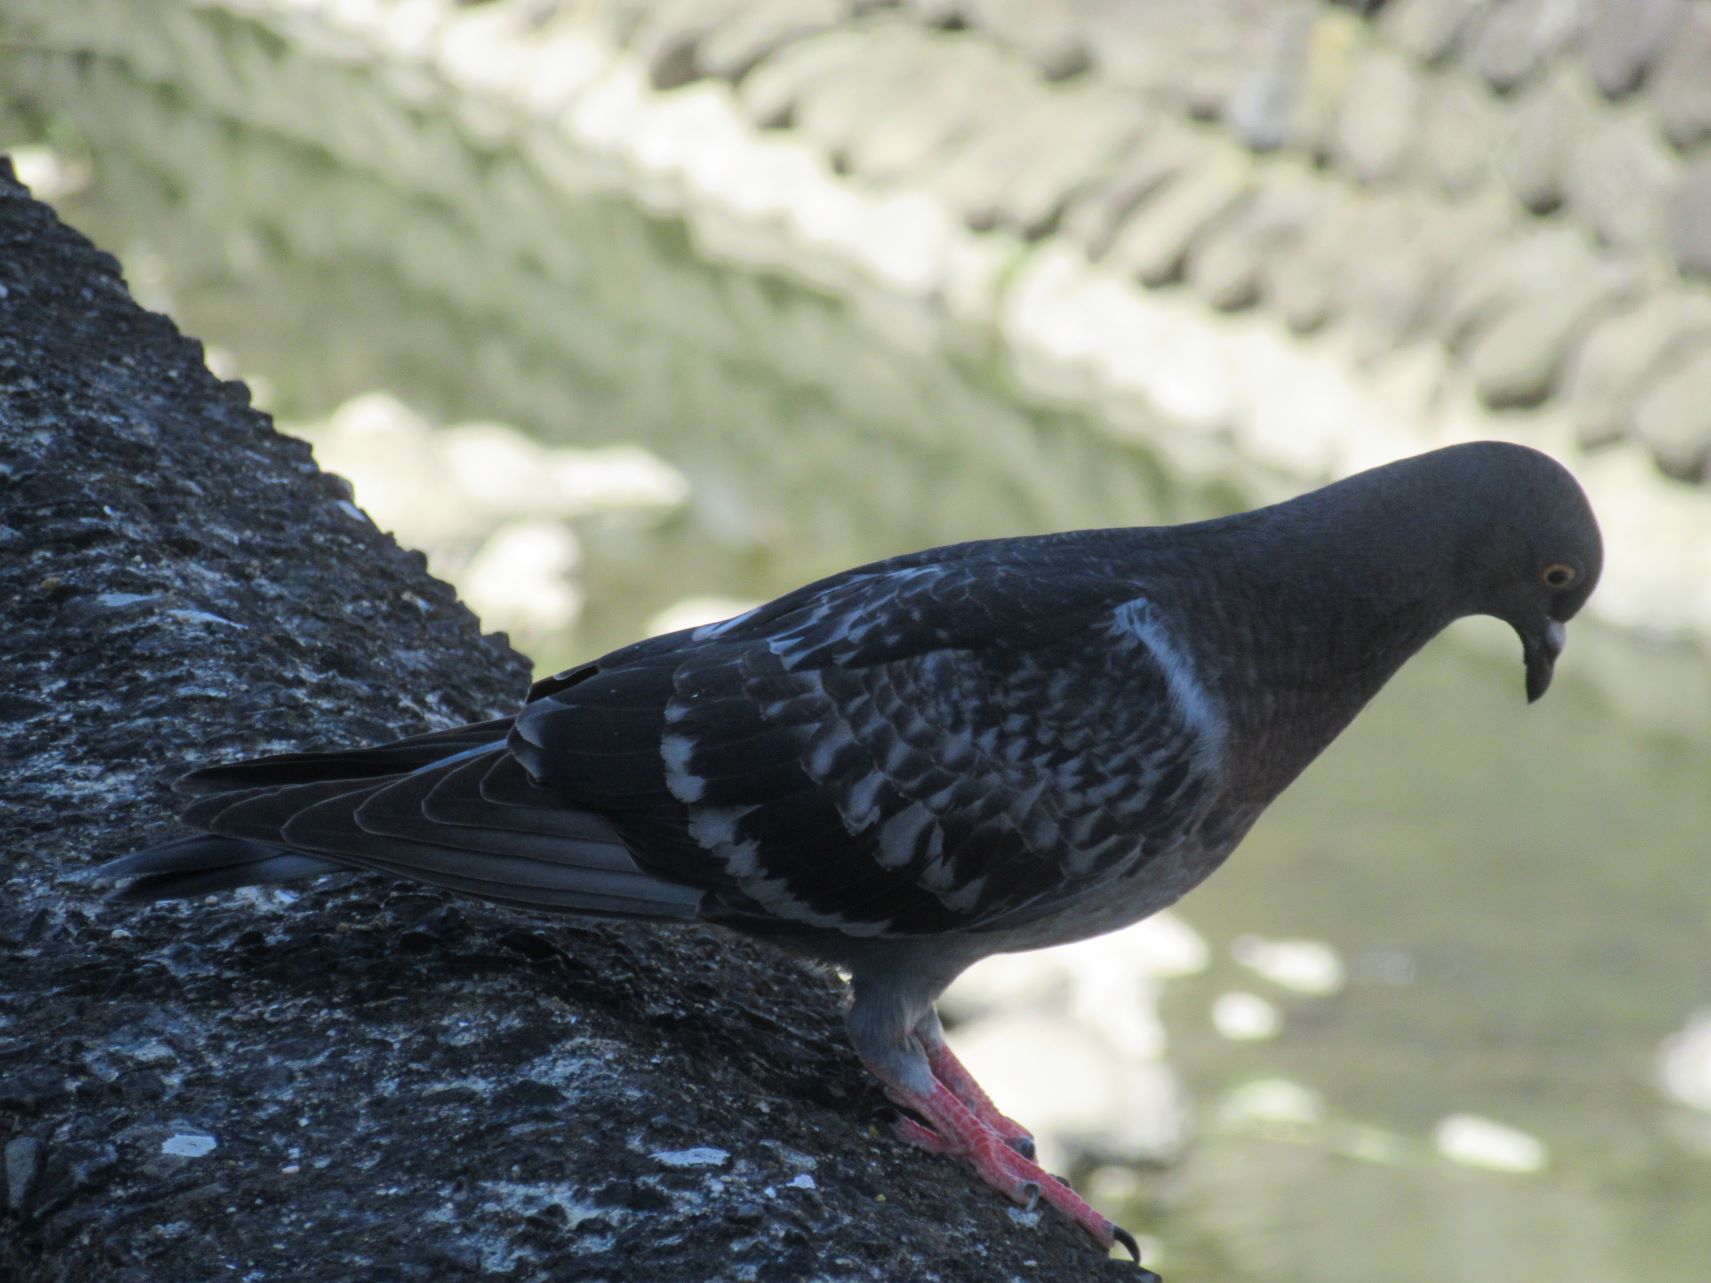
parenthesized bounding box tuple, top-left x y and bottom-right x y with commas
(99, 440, 1603, 1259)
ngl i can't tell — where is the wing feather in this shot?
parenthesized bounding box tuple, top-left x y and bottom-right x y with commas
(520, 555, 1225, 938)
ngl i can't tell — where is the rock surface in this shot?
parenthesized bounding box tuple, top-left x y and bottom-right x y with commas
(0, 162, 1126, 1282)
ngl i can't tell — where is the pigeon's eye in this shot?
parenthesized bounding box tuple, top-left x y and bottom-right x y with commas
(1541, 562, 1577, 590)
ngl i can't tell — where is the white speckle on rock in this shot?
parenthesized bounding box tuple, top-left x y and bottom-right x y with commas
(129, 1039, 176, 1065)
(1433, 1114, 1548, 1174)
(1005, 1205, 1043, 1230)
(161, 1133, 217, 1158)
(757, 1139, 817, 1171)
(164, 608, 245, 630)
(650, 1146, 730, 1169)
(1211, 991, 1282, 1041)
(787, 1173, 816, 1190)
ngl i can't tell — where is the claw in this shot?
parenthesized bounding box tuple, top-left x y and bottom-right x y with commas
(1004, 1133, 1036, 1160)
(1018, 1180, 1041, 1212)
(1111, 1225, 1159, 1278)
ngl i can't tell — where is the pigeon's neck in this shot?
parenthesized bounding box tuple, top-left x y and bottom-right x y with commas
(1165, 488, 1476, 798)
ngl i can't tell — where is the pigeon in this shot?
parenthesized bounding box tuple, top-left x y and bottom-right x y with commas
(100, 441, 1602, 1271)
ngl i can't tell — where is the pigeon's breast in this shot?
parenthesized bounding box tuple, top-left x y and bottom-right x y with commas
(971, 801, 1254, 954)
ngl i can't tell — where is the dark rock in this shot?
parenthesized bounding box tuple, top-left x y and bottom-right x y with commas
(1382, 0, 1486, 63)
(1669, 156, 1711, 278)
(4, 1137, 44, 1215)
(1466, 0, 1588, 94)
(1565, 110, 1678, 248)
(33, 1140, 118, 1220)
(0, 163, 1121, 1282)
(0, 1068, 72, 1116)
(1652, 5, 1711, 148)
(1583, 0, 1685, 97)
(1330, 45, 1422, 183)
(1633, 345, 1711, 480)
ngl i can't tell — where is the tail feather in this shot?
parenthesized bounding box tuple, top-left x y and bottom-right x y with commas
(182, 777, 375, 835)
(101, 720, 710, 922)
(425, 755, 626, 845)
(279, 788, 703, 916)
(175, 718, 514, 796)
(350, 765, 642, 873)
(100, 836, 345, 902)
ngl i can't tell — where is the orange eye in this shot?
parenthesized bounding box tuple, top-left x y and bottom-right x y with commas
(1541, 563, 1577, 590)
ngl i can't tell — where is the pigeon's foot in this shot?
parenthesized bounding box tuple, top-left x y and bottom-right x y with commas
(882, 1076, 1154, 1274)
(913, 1015, 1037, 1159)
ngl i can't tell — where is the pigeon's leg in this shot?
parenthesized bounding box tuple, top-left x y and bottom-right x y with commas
(847, 972, 1152, 1272)
(912, 1009, 1036, 1159)
(869, 1059, 1150, 1270)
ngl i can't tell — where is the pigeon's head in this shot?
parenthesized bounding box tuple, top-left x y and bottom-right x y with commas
(1441, 443, 1603, 703)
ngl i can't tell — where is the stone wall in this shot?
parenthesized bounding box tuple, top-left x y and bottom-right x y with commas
(7, 0, 1709, 647)
(607, 0, 1711, 483)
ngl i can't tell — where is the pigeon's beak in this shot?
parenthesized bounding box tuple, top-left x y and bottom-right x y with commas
(1523, 619, 1567, 703)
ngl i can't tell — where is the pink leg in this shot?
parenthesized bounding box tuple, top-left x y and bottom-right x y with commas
(913, 1013, 1036, 1158)
(889, 1113, 950, 1154)
(870, 1065, 1153, 1274)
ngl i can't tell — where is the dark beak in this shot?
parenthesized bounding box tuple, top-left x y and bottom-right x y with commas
(1523, 619, 1567, 703)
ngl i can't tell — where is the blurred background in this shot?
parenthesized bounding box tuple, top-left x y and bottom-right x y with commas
(3, 0, 1708, 1277)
